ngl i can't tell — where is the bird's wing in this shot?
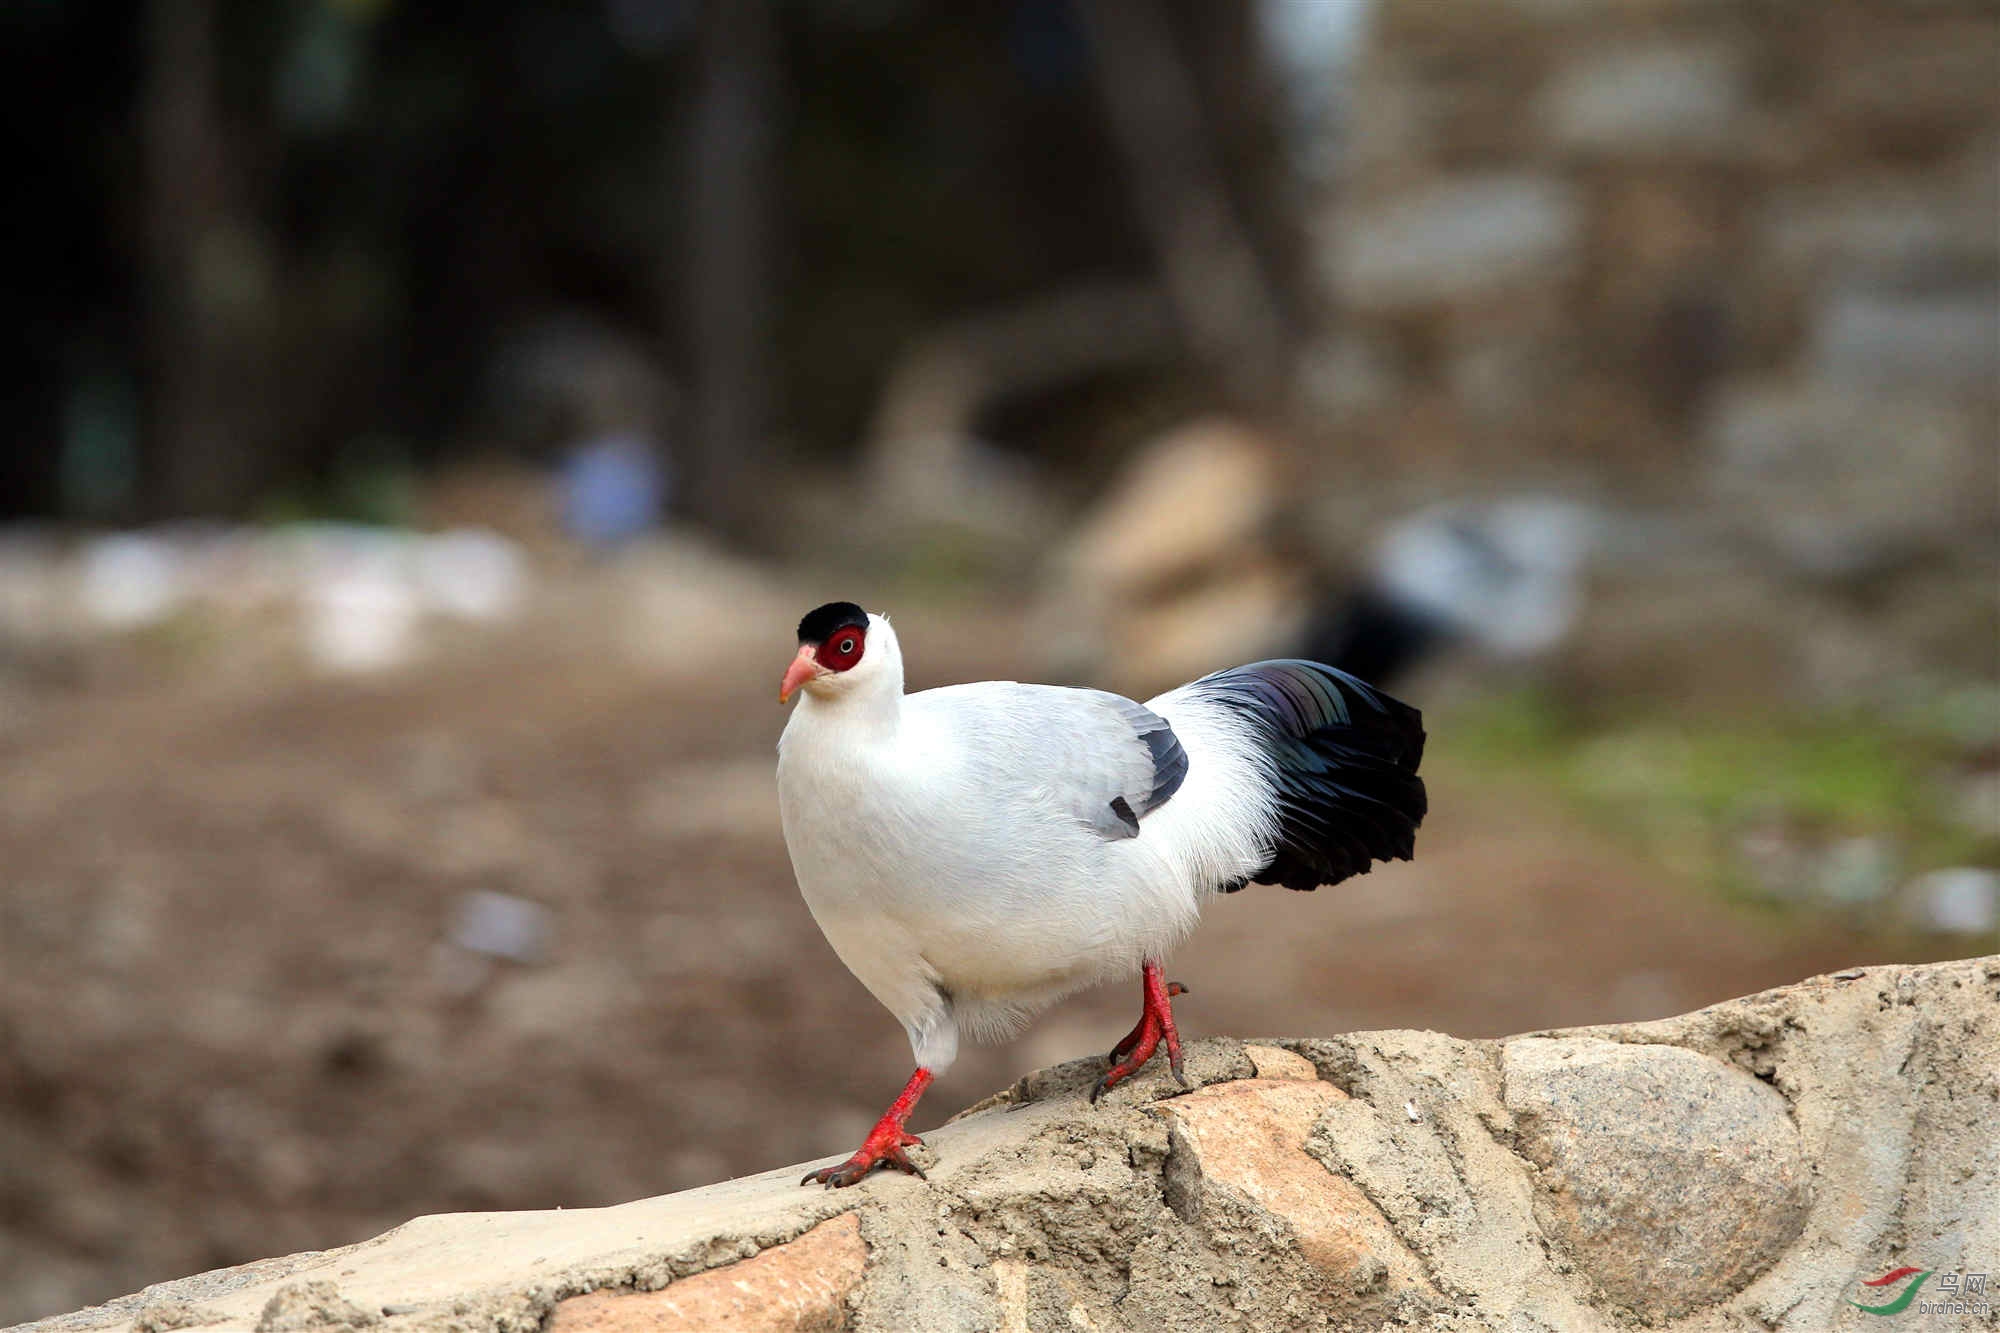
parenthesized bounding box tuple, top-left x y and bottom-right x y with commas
(918, 683, 1188, 840)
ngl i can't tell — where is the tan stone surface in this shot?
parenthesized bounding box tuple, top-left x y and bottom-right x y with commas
(253, 1282, 376, 1333)
(1502, 1038, 1813, 1318)
(1160, 1077, 1425, 1291)
(1241, 1044, 1317, 1081)
(545, 1214, 864, 1333)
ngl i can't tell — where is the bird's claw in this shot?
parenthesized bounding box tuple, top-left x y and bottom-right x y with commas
(801, 1133, 928, 1188)
(1092, 1045, 1190, 1102)
(1095, 971, 1188, 1102)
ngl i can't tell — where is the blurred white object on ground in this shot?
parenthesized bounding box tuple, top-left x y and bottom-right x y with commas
(1902, 867, 1999, 935)
(415, 528, 527, 622)
(297, 526, 422, 672)
(448, 889, 553, 965)
(79, 533, 186, 630)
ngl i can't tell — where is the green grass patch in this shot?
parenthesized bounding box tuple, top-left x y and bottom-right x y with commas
(1439, 685, 1993, 911)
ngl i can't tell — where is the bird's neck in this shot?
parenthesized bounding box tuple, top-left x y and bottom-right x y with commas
(801, 669, 904, 740)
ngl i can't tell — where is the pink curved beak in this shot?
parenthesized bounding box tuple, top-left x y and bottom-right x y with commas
(780, 644, 819, 703)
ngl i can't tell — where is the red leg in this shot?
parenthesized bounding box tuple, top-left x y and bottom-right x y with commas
(1107, 980, 1187, 1065)
(803, 1067, 934, 1188)
(1094, 962, 1189, 1102)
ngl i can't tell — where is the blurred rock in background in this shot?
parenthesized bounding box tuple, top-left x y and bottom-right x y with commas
(1032, 416, 1301, 691)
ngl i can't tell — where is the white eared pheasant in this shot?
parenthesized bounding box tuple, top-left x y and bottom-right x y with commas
(777, 602, 1427, 1187)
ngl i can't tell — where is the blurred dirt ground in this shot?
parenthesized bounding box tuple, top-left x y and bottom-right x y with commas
(0, 580, 1905, 1324)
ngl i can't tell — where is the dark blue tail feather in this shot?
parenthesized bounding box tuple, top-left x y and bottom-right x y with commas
(1191, 659, 1427, 892)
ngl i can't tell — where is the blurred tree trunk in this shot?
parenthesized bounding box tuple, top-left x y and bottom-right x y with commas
(1179, 0, 1321, 342)
(1076, 0, 1295, 409)
(681, 0, 780, 541)
(142, 0, 277, 517)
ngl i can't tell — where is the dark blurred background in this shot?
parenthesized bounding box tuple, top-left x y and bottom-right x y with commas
(2, 0, 1995, 1320)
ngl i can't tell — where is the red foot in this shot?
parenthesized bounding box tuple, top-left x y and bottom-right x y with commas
(1094, 962, 1189, 1102)
(803, 1067, 934, 1188)
(1108, 979, 1187, 1065)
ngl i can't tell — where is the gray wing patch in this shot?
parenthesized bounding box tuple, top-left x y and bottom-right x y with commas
(1082, 691, 1188, 841)
(1139, 719, 1189, 810)
(934, 682, 1190, 843)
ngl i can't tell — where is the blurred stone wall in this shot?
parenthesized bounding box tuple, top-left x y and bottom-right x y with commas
(1311, 1, 1996, 574)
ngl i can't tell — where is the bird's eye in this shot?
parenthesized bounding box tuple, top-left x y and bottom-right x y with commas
(816, 626, 866, 672)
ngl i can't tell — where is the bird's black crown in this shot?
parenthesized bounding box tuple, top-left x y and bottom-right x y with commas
(797, 601, 869, 643)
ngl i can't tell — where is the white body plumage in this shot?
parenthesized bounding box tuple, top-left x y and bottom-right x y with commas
(777, 615, 1279, 1074)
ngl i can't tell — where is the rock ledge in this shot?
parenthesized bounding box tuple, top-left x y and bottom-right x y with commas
(20, 958, 1997, 1333)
